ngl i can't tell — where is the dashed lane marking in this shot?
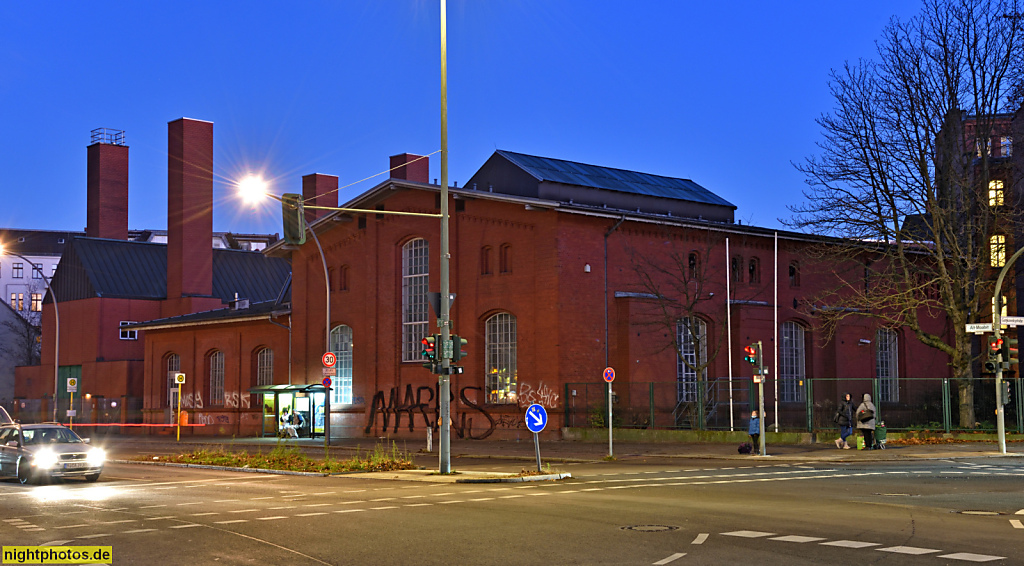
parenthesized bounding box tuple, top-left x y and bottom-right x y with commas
(142, 516, 174, 521)
(40, 540, 73, 546)
(876, 546, 941, 555)
(257, 516, 288, 521)
(1015, 509, 1024, 515)
(771, 535, 825, 543)
(229, 509, 259, 514)
(190, 512, 219, 516)
(53, 525, 88, 530)
(213, 520, 248, 524)
(369, 506, 398, 511)
(176, 502, 203, 506)
(937, 553, 1006, 562)
(168, 524, 202, 529)
(76, 534, 111, 539)
(404, 504, 432, 507)
(1010, 519, 1023, 529)
(652, 553, 686, 565)
(122, 529, 156, 534)
(722, 531, 775, 538)
(295, 512, 328, 517)
(691, 534, 708, 545)
(333, 509, 365, 514)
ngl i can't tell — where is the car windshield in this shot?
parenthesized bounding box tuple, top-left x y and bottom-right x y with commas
(22, 427, 84, 445)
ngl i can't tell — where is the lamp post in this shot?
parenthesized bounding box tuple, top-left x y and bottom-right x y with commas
(0, 246, 60, 422)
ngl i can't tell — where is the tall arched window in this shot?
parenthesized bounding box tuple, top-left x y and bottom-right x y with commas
(789, 261, 801, 287)
(486, 313, 517, 404)
(748, 257, 760, 284)
(209, 351, 225, 406)
(330, 325, 354, 405)
(876, 328, 899, 402)
(166, 353, 180, 408)
(256, 348, 273, 386)
(780, 322, 806, 402)
(481, 246, 492, 276)
(401, 238, 429, 361)
(499, 243, 512, 274)
(687, 252, 700, 279)
(731, 256, 743, 283)
(338, 265, 349, 291)
(676, 317, 707, 402)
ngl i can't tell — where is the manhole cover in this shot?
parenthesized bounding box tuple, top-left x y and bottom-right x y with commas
(957, 510, 1004, 516)
(621, 525, 679, 533)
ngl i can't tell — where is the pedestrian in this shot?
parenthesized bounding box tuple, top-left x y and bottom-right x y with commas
(834, 392, 854, 449)
(748, 410, 761, 455)
(856, 393, 876, 450)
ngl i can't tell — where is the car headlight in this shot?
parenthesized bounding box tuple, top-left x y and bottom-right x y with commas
(86, 448, 106, 467)
(33, 449, 59, 469)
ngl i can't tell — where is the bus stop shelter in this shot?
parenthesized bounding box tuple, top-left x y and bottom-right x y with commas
(248, 384, 328, 438)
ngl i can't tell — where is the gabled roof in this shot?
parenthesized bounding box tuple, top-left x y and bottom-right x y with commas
(50, 237, 290, 304)
(0, 229, 83, 256)
(494, 150, 736, 208)
(125, 299, 286, 330)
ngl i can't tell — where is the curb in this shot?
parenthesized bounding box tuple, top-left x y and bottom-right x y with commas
(111, 459, 329, 477)
(456, 472, 572, 483)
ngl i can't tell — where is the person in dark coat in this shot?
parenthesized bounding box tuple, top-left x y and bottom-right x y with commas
(835, 393, 854, 449)
(748, 410, 762, 455)
(856, 393, 877, 449)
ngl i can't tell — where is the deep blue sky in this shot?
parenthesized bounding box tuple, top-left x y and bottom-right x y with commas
(0, 1, 920, 236)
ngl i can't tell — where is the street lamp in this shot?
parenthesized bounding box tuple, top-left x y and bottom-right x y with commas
(0, 244, 60, 422)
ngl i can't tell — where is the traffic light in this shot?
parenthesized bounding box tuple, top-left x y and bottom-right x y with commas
(1000, 380, 1011, 406)
(282, 193, 306, 245)
(420, 335, 437, 367)
(743, 344, 760, 367)
(984, 336, 1002, 373)
(1003, 336, 1019, 366)
(451, 335, 468, 361)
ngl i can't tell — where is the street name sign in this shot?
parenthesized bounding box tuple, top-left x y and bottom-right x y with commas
(966, 323, 993, 334)
(525, 404, 548, 433)
(1001, 316, 1024, 327)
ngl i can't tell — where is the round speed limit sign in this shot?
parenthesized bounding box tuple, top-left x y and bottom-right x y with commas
(322, 352, 337, 367)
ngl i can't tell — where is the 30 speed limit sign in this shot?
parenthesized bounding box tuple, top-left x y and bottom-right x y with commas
(322, 352, 337, 367)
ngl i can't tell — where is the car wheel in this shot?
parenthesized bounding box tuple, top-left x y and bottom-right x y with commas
(16, 460, 32, 485)
(84, 473, 100, 482)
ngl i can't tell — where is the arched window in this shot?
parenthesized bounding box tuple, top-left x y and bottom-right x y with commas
(401, 238, 429, 361)
(676, 317, 707, 402)
(748, 257, 760, 284)
(499, 243, 512, 274)
(780, 322, 806, 402)
(485, 313, 517, 404)
(481, 246, 492, 276)
(209, 351, 225, 406)
(731, 256, 743, 283)
(166, 353, 180, 408)
(687, 252, 700, 279)
(256, 348, 273, 387)
(789, 261, 800, 287)
(338, 265, 349, 291)
(876, 328, 899, 402)
(330, 325, 353, 405)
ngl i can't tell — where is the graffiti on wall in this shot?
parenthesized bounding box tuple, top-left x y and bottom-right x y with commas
(364, 384, 503, 440)
(224, 392, 252, 409)
(180, 392, 204, 409)
(193, 413, 230, 425)
(517, 381, 559, 408)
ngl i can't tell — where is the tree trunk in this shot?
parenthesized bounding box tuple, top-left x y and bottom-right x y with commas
(957, 379, 976, 430)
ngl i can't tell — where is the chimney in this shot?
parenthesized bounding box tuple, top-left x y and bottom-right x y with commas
(167, 118, 214, 301)
(302, 173, 339, 224)
(389, 153, 429, 184)
(86, 128, 129, 240)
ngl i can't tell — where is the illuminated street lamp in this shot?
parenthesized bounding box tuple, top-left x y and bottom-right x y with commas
(0, 244, 60, 422)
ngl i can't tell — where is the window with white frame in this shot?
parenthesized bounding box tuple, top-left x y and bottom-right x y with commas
(676, 317, 707, 403)
(486, 313, 517, 404)
(876, 328, 899, 402)
(256, 348, 274, 387)
(166, 354, 181, 408)
(401, 238, 429, 362)
(329, 325, 353, 405)
(12, 263, 23, 279)
(990, 235, 1006, 267)
(119, 321, 138, 340)
(1000, 136, 1013, 157)
(31, 264, 42, 279)
(780, 321, 806, 402)
(209, 351, 225, 405)
(30, 293, 42, 312)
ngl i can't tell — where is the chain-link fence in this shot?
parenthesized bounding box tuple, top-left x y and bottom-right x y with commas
(565, 377, 1024, 433)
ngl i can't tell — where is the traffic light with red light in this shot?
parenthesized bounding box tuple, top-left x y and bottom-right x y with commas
(421, 335, 437, 368)
(743, 344, 760, 367)
(985, 335, 1002, 373)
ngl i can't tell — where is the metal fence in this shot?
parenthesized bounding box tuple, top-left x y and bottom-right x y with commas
(565, 377, 1024, 433)
(3, 396, 144, 426)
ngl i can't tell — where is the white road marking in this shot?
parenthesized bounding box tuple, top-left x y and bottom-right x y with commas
(722, 531, 775, 538)
(369, 498, 395, 502)
(404, 504, 432, 507)
(39, 540, 73, 546)
(937, 553, 1006, 562)
(303, 503, 332, 508)
(500, 495, 525, 499)
(169, 524, 202, 529)
(771, 535, 825, 543)
(99, 519, 136, 524)
(1010, 519, 1023, 529)
(257, 516, 288, 520)
(369, 506, 398, 510)
(213, 520, 248, 524)
(250, 496, 274, 500)
(876, 546, 941, 555)
(214, 499, 239, 503)
(296, 512, 328, 517)
(229, 509, 259, 513)
(190, 512, 219, 516)
(176, 502, 203, 506)
(652, 553, 686, 565)
(1016, 509, 1024, 515)
(333, 509, 365, 514)
(691, 533, 708, 545)
(138, 504, 167, 509)
(467, 498, 494, 502)
(76, 533, 111, 539)
(437, 501, 462, 504)
(53, 524, 88, 529)
(122, 529, 156, 534)
(2, 519, 26, 523)
(268, 506, 297, 510)
(143, 516, 174, 520)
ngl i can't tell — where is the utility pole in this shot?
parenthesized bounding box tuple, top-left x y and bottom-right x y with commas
(991, 246, 1024, 454)
(438, 0, 452, 474)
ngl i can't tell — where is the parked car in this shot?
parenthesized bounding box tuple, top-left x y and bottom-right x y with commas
(0, 422, 105, 484)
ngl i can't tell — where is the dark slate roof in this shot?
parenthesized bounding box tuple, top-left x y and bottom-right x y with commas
(495, 149, 736, 208)
(51, 237, 290, 304)
(126, 299, 284, 330)
(0, 229, 83, 256)
(900, 213, 934, 242)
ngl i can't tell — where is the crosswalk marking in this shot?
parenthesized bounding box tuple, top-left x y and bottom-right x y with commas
(722, 530, 775, 538)
(937, 552, 1006, 562)
(771, 535, 825, 543)
(1009, 519, 1023, 529)
(876, 546, 941, 555)
(652, 553, 686, 565)
(820, 540, 879, 549)
(691, 533, 708, 545)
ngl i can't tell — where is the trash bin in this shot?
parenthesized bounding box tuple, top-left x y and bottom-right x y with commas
(875, 423, 886, 449)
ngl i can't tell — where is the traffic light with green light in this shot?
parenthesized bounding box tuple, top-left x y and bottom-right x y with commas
(743, 344, 760, 367)
(421, 335, 437, 368)
(282, 193, 306, 245)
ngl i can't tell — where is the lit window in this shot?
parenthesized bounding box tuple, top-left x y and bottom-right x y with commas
(990, 235, 1006, 267)
(329, 325, 353, 405)
(780, 321, 806, 402)
(209, 351, 225, 405)
(256, 348, 274, 386)
(486, 313, 517, 404)
(401, 239, 429, 362)
(30, 293, 42, 312)
(119, 321, 138, 340)
(989, 180, 1004, 206)
(166, 354, 181, 408)
(12, 263, 23, 279)
(876, 328, 899, 402)
(999, 136, 1013, 157)
(16, 293, 24, 311)
(676, 317, 707, 402)
(9, 293, 16, 310)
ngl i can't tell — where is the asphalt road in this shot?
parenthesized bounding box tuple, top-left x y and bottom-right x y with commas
(2, 456, 1023, 565)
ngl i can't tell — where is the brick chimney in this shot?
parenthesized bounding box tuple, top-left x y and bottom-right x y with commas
(302, 173, 339, 224)
(166, 118, 214, 307)
(390, 153, 429, 184)
(86, 129, 129, 240)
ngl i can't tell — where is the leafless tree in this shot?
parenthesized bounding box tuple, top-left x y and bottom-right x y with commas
(788, 0, 1023, 428)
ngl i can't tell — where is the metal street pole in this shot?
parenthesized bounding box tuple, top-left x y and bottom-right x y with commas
(5, 251, 60, 422)
(306, 228, 331, 449)
(758, 341, 766, 457)
(438, 0, 452, 474)
(991, 246, 1024, 454)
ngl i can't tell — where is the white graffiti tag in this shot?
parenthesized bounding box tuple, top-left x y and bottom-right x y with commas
(181, 392, 204, 409)
(517, 381, 559, 408)
(224, 392, 251, 409)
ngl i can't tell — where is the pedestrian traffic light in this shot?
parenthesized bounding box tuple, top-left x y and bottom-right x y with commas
(1003, 336, 1019, 366)
(451, 335, 468, 361)
(743, 344, 760, 367)
(1000, 381, 1011, 406)
(984, 336, 1001, 373)
(282, 193, 306, 245)
(421, 335, 437, 366)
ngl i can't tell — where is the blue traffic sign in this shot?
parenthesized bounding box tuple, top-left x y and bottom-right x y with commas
(525, 404, 548, 433)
